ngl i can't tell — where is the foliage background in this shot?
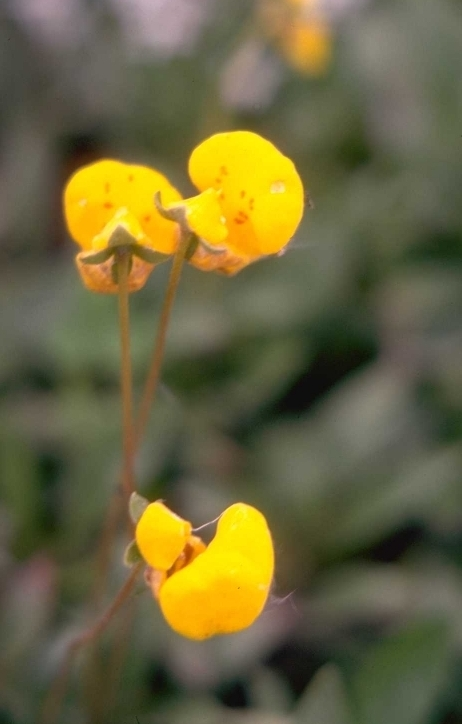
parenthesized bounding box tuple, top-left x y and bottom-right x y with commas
(0, 0, 461, 722)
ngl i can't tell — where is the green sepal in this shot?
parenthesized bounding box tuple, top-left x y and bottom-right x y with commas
(153, 191, 187, 226)
(130, 244, 171, 265)
(184, 234, 199, 261)
(123, 539, 143, 567)
(197, 237, 227, 255)
(108, 225, 138, 249)
(129, 491, 149, 524)
(80, 247, 115, 265)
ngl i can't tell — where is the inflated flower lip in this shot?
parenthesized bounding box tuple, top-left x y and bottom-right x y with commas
(183, 130, 304, 273)
(133, 499, 274, 640)
(135, 501, 193, 572)
(64, 159, 182, 293)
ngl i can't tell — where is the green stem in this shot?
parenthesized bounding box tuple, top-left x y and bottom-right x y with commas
(117, 249, 135, 501)
(134, 232, 191, 447)
(39, 564, 142, 724)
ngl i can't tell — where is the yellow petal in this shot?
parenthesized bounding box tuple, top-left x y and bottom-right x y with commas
(158, 503, 274, 639)
(209, 503, 274, 582)
(165, 189, 228, 245)
(188, 131, 304, 257)
(91, 207, 148, 251)
(135, 501, 192, 571)
(64, 159, 182, 254)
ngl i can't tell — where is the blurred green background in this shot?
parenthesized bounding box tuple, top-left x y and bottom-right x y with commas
(1, 0, 462, 722)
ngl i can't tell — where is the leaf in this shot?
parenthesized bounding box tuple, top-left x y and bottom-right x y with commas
(353, 619, 451, 724)
(294, 664, 353, 724)
(129, 491, 149, 524)
(123, 539, 143, 567)
(130, 243, 170, 265)
(80, 247, 115, 265)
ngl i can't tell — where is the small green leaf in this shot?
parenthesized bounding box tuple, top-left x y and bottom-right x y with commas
(294, 664, 353, 724)
(130, 244, 171, 265)
(80, 247, 115, 265)
(108, 225, 138, 248)
(129, 491, 149, 524)
(123, 539, 143, 567)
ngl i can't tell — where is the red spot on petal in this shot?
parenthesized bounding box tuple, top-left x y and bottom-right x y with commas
(240, 190, 246, 198)
(128, 174, 134, 182)
(220, 166, 229, 176)
(103, 202, 114, 209)
(144, 215, 151, 222)
(234, 211, 249, 225)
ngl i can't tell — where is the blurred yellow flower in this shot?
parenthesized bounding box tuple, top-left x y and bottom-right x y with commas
(259, 0, 332, 76)
(135, 501, 274, 640)
(64, 159, 182, 293)
(164, 131, 304, 275)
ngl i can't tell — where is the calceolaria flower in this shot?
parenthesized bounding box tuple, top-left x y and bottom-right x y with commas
(64, 132, 306, 285)
(64, 160, 182, 293)
(258, 0, 332, 76)
(131, 498, 274, 640)
(163, 130, 305, 275)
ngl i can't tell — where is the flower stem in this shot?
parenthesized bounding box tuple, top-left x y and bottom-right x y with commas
(39, 563, 142, 724)
(117, 249, 135, 501)
(135, 232, 191, 446)
(42, 233, 190, 723)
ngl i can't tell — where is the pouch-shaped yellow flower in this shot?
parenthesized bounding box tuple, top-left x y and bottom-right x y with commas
(185, 131, 304, 273)
(64, 159, 182, 292)
(156, 503, 274, 640)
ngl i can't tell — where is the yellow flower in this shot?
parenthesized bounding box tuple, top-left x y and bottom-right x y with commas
(163, 131, 305, 275)
(64, 159, 182, 293)
(258, 0, 332, 76)
(135, 501, 274, 639)
(280, 15, 331, 75)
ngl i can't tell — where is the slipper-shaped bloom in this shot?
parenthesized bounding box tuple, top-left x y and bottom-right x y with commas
(163, 131, 305, 275)
(134, 501, 274, 640)
(258, 0, 332, 76)
(64, 159, 182, 293)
